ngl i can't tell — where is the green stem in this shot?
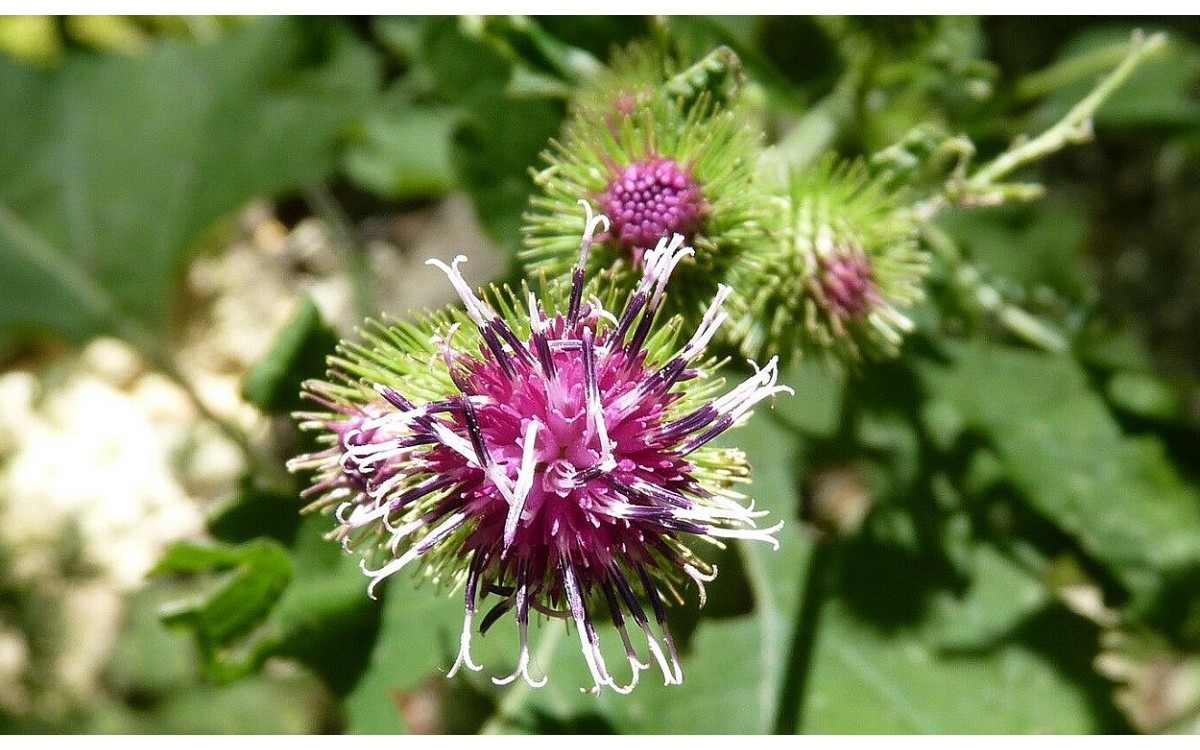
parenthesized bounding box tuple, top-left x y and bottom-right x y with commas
(773, 537, 839, 734)
(917, 31, 1165, 220)
(1014, 39, 1134, 103)
(921, 223, 1068, 353)
(968, 31, 1165, 190)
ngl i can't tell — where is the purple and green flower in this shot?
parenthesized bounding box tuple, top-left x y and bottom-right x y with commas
(290, 202, 787, 693)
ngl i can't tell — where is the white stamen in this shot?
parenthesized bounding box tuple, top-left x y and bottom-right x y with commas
(610, 618, 648, 693)
(712, 357, 795, 423)
(576, 199, 611, 266)
(563, 566, 615, 694)
(638, 620, 680, 686)
(661, 628, 684, 685)
(703, 520, 785, 549)
(492, 581, 548, 688)
(684, 564, 719, 608)
(679, 284, 733, 361)
(446, 609, 484, 678)
(503, 421, 540, 549)
(644, 235, 694, 310)
(426, 256, 494, 329)
(361, 511, 467, 598)
(431, 422, 478, 465)
(527, 291, 544, 332)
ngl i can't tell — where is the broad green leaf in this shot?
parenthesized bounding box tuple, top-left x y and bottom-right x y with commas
(926, 543, 1051, 649)
(472, 16, 601, 84)
(0, 17, 378, 353)
(450, 97, 564, 249)
(207, 474, 305, 546)
(342, 573, 461, 733)
(801, 600, 1105, 733)
(1106, 370, 1189, 424)
(936, 201, 1091, 301)
(271, 516, 383, 697)
(103, 585, 199, 699)
(94, 581, 334, 734)
(84, 674, 333, 734)
(773, 358, 846, 439)
(420, 17, 510, 110)
(920, 343, 1200, 602)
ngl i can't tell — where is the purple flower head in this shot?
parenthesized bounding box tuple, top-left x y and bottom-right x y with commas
(290, 202, 788, 693)
(600, 157, 706, 267)
(812, 243, 880, 322)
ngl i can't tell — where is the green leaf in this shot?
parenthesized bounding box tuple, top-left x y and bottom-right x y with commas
(156, 539, 294, 684)
(801, 601, 1104, 733)
(419, 17, 564, 249)
(343, 105, 458, 201)
(242, 296, 339, 415)
(773, 358, 846, 439)
(450, 97, 563, 248)
(628, 615, 792, 734)
(85, 674, 333, 734)
(920, 342, 1200, 602)
(104, 585, 201, 699)
(157, 516, 381, 696)
(926, 543, 1051, 649)
(0, 18, 378, 354)
(1106, 370, 1188, 424)
(420, 17, 511, 110)
(342, 574, 460, 733)
(936, 201, 1092, 301)
(207, 474, 305, 546)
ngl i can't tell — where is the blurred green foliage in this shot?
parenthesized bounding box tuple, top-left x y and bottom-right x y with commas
(1, 15, 1199, 735)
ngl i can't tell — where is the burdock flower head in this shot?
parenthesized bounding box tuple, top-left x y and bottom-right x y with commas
(290, 202, 788, 693)
(522, 47, 764, 320)
(729, 158, 930, 362)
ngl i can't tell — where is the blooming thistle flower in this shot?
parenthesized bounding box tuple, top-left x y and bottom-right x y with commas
(728, 158, 930, 362)
(521, 47, 765, 322)
(289, 202, 789, 693)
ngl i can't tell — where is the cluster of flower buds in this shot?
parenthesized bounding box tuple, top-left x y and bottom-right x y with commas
(522, 44, 929, 362)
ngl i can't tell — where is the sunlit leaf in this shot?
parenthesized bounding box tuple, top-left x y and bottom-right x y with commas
(920, 342, 1200, 603)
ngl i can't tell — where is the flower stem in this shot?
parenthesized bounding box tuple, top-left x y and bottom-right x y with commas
(1013, 38, 1134, 103)
(968, 30, 1165, 189)
(773, 535, 840, 734)
(916, 30, 1165, 220)
(921, 223, 1069, 353)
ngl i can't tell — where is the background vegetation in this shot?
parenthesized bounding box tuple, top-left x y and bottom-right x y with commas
(1, 15, 1199, 734)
